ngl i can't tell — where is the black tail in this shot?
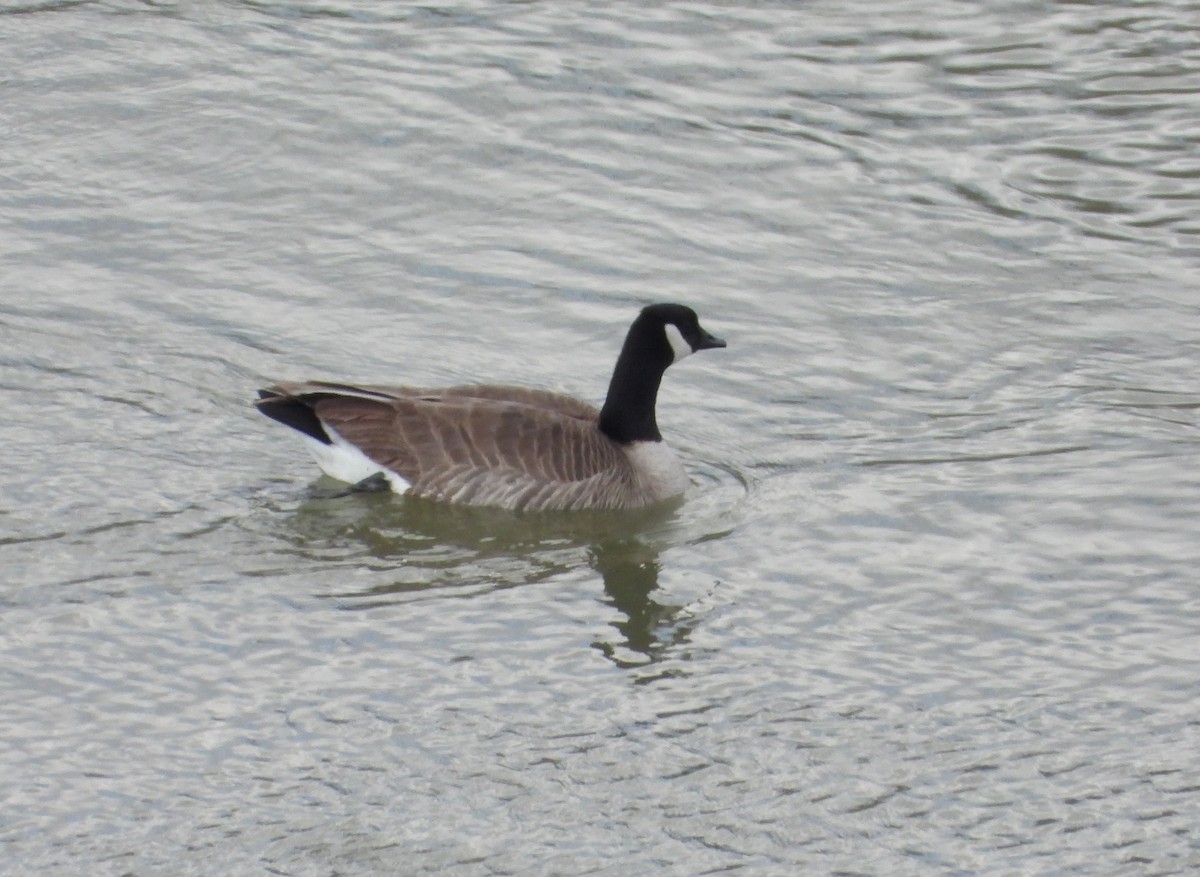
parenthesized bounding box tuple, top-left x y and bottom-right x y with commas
(255, 389, 333, 445)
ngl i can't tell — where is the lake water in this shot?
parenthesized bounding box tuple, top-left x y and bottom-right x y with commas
(2, 1, 1199, 874)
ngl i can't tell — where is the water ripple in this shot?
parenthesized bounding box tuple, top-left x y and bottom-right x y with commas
(4, 2, 1200, 874)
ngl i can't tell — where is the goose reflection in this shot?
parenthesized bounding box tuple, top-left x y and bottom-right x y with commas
(274, 487, 694, 669)
(588, 539, 695, 672)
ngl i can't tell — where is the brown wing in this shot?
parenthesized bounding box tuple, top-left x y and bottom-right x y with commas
(309, 390, 629, 505)
(335, 383, 601, 423)
(434, 384, 601, 423)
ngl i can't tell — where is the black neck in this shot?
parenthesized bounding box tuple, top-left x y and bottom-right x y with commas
(598, 316, 674, 444)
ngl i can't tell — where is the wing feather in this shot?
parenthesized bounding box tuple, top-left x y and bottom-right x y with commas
(303, 387, 632, 509)
(258, 382, 654, 510)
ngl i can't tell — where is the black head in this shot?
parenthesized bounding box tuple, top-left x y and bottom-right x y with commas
(637, 303, 727, 363)
(598, 303, 726, 444)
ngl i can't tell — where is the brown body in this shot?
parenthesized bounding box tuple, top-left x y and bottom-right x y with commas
(255, 382, 688, 511)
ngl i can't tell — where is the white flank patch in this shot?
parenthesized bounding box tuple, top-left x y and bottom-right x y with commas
(664, 323, 692, 362)
(300, 425, 411, 493)
(624, 440, 690, 501)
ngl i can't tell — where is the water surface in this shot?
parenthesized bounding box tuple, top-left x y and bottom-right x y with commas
(2, 1, 1199, 874)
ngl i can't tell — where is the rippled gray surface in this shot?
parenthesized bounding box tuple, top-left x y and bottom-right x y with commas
(3, 1, 1199, 874)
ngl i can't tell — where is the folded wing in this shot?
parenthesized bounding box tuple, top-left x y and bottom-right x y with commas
(258, 382, 636, 510)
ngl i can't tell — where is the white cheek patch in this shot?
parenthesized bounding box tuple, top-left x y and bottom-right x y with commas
(664, 323, 692, 362)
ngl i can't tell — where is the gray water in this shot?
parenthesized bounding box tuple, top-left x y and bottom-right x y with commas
(3, 1, 1200, 874)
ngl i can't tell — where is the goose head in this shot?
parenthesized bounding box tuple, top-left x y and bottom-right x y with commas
(641, 302, 728, 363)
(598, 303, 726, 444)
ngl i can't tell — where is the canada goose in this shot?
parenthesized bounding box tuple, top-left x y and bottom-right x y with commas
(255, 303, 726, 511)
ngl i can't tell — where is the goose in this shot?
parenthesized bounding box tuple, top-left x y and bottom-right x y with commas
(255, 303, 726, 511)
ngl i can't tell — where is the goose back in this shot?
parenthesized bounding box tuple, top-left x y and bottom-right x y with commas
(257, 381, 680, 511)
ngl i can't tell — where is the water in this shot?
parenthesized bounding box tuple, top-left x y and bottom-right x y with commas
(3, 1, 1199, 874)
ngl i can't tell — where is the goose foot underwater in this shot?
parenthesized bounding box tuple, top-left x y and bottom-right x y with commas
(311, 472, 392, 499)
(255, 302, 726, 512)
